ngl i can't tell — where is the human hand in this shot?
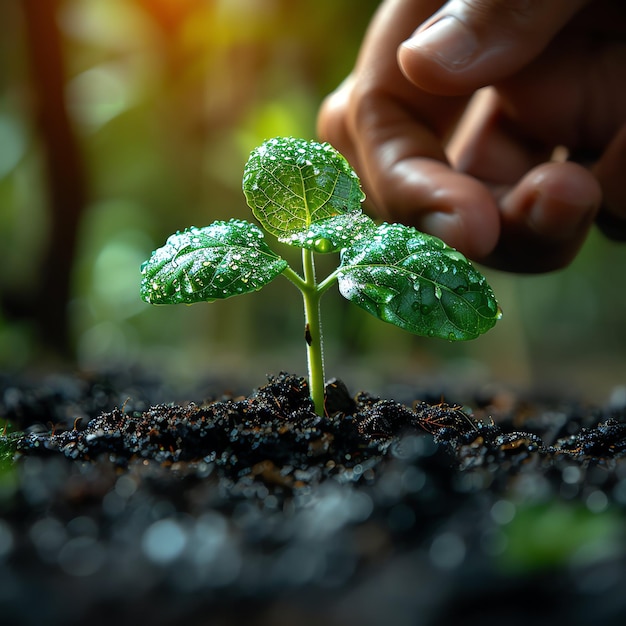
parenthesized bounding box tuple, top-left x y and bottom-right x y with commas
(318, 0, 626, 272)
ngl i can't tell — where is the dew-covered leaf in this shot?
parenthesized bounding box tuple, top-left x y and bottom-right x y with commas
(337, 223, 501, 340)
(281, 211, 376, 253)
(242, 137, 366, 244)
(140, 220, 288, 304)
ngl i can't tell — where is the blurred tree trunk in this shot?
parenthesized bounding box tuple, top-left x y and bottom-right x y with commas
(15, 0, 87, 357)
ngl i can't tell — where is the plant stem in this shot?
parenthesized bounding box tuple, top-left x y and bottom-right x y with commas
(282, 254, 340, 415)
(316, 269, 340, 296)
(301, 248, 325, 416)
(281, 265, 307, 291)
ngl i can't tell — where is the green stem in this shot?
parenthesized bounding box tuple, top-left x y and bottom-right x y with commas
(316, 269, 340, 296)
(281, 265, 307, 291)
(281, 254, 338, 415)
(301, 248, 325, 416)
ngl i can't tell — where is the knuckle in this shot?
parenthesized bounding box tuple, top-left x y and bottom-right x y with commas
(348, 82, 390, 130)
(317, 92, 349, 141)
(318, 77, 359, 130)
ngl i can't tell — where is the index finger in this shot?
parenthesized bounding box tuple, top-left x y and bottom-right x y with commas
(320, 0, 502, 258)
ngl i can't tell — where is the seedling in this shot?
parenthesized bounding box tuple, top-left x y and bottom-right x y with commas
(140, 137, 501, 415)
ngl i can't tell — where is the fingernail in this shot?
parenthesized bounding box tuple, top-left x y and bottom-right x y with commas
(404, 16, 479, 70)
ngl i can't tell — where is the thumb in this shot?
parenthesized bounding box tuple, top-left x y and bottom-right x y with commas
(398, 0, 590, 95)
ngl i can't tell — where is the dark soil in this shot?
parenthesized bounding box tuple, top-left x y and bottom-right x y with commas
(2, 371, 626, 626)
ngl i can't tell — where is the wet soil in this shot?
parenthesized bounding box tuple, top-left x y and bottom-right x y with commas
(1, 371, 626, 626)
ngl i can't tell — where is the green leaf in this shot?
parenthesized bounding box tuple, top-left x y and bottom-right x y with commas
(337, 223, 501, 340)
(140, 220, 288, 304)
(242, 137, 366, 244)
(281, 211, 377, 254)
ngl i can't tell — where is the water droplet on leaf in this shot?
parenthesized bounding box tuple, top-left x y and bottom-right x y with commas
(313, 238, 332, 253)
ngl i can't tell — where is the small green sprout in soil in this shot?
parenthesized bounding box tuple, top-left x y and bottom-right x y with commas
(140, 137, 501, 415)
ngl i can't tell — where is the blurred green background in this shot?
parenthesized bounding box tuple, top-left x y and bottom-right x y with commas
(0, 0, 625, 401)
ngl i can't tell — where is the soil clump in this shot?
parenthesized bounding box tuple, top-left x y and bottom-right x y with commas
(1, 372, 626, 625)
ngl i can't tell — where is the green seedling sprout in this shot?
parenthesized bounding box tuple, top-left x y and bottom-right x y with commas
(140, 137, 501, 415)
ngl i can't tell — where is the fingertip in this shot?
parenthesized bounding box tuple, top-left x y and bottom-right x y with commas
(384, 160, 501, 259)
(398, 16, 481, 95)
(505, 162, 601, 241)
(398, 0, 588, 96)
(487, 162, 601, 272)
(419, 210, 496, 260)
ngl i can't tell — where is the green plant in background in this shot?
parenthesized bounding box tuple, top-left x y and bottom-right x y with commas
(140, 137, 501, 415)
